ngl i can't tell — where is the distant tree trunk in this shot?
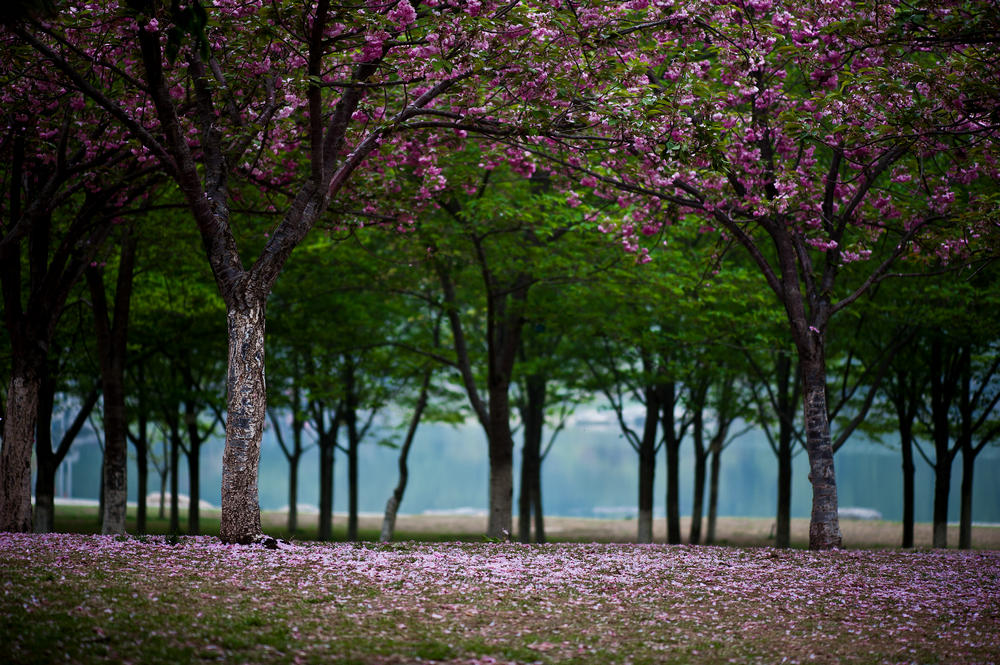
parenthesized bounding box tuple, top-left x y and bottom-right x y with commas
(771, 353, 798, 549)
(169, 418, 181, 535)
(532, 460, 545, 544)
(87, 231, 136, 536)
(637, 384, 660, 544)
(929, 338, 960, 549)
(128, 361, 150, 533)
(958, 446, 974, 550)
(344, 362, 360, 542)
(898, 400, 916, 548)
(185, 402, 202, 536)
(689, 385, 708, 545)
(706, 437, 722, 544)
(381, 369, 432, 543)
(660, 381, 682, 545)
(34, 377, 100, 533)
(219, 297, 267, 544)
(287, 452, 299, 534)
(32, 370, 58, 534)
(133, 424, 148, 534)
(518, 373, 546, 544)
(315, 405, 340, 542)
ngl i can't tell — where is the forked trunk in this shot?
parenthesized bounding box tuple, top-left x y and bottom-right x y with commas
(220, 300, 266, 543)
(0, 366, 41, 533)
(800, 351, 842, 550)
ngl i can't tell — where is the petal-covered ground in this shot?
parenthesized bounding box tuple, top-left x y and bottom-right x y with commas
(1, 533, 997, 664)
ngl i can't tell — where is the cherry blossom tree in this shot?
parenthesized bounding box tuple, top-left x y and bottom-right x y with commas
(515, 0, 1000, 549)
(5, 0, 604, 542)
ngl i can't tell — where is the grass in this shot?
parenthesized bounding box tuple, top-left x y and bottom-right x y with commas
(48, 503, 1000, 549)
(2, 532, 998, 665)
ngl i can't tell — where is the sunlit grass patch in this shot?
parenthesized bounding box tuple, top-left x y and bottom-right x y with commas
(2, 533, 998, 664)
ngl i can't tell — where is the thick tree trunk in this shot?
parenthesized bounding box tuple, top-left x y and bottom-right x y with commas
(0, 365, 41, 533)
(99, 369, 129, 535)
(219, 300, 266, 543)
(800, 349, 842, 550)
(487, 394, 515, 540)
(958, 448, 974, 550)
(932, 460, 950, 548)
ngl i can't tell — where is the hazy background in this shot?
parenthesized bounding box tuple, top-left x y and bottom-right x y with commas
(45, 402, 1000, 524)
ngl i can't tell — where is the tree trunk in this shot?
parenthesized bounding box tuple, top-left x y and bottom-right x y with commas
(318, 440, 334, 541)
(487, 391, 515, 540)
(170, 422, 180, 535)
(381, 369, 432, 543)
(532, 460, 545, 544)
(185, 401, 202, 536)
(288, 453, 299, 535)
(799, 348, 842, 550)
(660, 381, 682, 545)
(958, 446, 974, 550)
(0, 363, 41, 533)
(99, 366, 129, 535)
(135, 436, 148, 534)
(33, 369, 58, 534)
(219, 299, 267, 543)
(518, 375, 545, 543)
(900, 419, 915, 548)
(774, 353, 796, 549)
(317, 412, 339, 542)
(706, 440, 721, 544)
(689, 402, 706, 546)
(929, 338, 956, 549)
(637, 385, 659, 544)
(187, 440, 200, 535)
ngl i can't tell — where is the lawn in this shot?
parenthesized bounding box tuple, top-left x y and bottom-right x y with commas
(2, 532, 998, 665)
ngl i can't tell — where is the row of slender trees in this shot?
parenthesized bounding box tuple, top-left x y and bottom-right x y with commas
(4, 158, 998, 550)
(2, 1, 999, 549)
